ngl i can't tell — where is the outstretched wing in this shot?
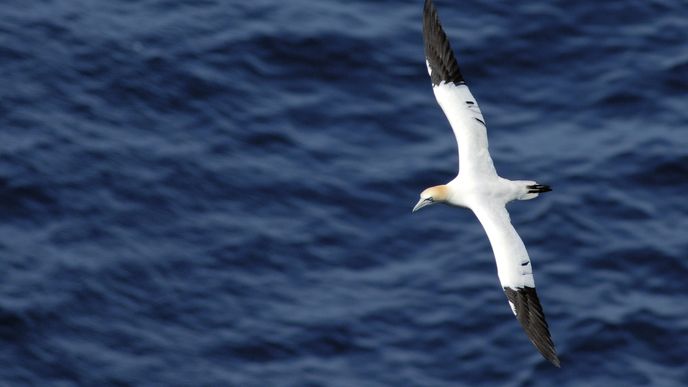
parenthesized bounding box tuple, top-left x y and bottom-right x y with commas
(472, 203, 560, 367)
(423, 0, 496, 177)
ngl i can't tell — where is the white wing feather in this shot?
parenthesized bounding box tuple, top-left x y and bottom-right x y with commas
(471, 203, 535, 290)
(432, 82, 497, 177)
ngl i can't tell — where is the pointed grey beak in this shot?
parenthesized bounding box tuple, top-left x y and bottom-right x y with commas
(412, 198, 433, 213)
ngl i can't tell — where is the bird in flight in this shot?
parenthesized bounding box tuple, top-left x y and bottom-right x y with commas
(413, 0, 560, 367)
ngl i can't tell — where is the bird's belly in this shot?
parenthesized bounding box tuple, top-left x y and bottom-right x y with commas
(456, 178, 514, 208)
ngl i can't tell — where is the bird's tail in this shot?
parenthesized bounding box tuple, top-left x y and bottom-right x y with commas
(527, 184, 552, 194)
(517, 182, 551, 200)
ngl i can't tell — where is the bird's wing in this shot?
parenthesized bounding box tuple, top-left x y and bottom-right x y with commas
(471, 203, 560, 367)
(423, 0, 497, 177)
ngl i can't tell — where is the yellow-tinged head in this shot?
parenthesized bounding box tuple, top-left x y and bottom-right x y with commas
(412, 185, 449, 213)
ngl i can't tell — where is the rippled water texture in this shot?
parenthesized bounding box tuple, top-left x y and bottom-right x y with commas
(1, 0, 687, 386)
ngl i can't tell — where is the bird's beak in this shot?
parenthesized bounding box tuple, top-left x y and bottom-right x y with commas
(412, 198, 432, 213)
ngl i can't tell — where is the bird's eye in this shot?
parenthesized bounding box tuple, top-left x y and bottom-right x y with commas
(426, 197, 434, 202)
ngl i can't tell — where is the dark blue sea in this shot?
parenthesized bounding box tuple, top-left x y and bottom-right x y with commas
(1, 0, 687, 386)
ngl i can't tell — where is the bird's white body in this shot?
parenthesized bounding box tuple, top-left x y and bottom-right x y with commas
(432, 81, 539, 290)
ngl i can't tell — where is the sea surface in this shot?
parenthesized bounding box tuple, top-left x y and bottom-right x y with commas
(1, 1, 687, 386)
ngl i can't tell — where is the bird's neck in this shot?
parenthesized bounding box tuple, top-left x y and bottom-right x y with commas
(445, 181, 470, 208)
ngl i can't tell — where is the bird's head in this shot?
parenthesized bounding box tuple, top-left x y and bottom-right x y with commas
(412, 185, 448, 213)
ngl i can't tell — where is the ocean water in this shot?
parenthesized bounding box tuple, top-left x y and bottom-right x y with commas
(1, 0, 687, 386)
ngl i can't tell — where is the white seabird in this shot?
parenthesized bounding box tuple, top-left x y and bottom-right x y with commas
(413, 0, 560, 367)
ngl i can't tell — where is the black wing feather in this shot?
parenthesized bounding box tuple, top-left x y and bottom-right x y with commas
(423, 0, 465, 86)
(504, 287, 561, 367)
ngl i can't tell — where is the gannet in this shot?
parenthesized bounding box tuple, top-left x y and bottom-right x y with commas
(412, 0, 560, 367)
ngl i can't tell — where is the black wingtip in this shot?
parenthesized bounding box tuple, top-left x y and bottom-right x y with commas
(504, 287, 560, 367)
(423, 0, 465, 86)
